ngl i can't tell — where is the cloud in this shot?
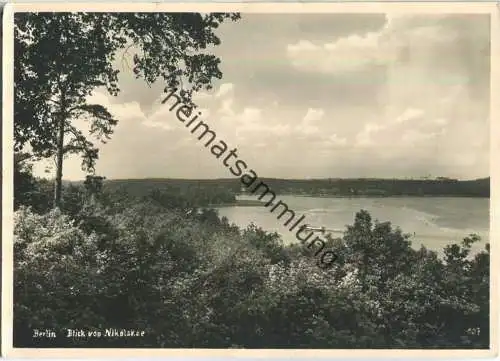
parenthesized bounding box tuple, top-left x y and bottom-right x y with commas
(401, 128, 443, 144)
(303, 108, 325, 123)
(87, 90, 178, 133)
(328, 134, 347, 146)
(286, 21, 391, 74)
(32, 15, 489, 181)
(292, 108, 325, 136)
(286, 14, 477, 76)
(355, 122, 383, 147)
(239, 107, 262, 122)
(317, 133, 348, 148)
(229, 106, 293, 141)
(432, 118, 448, 126)
(87, 91, 143, 122)
(142, 120, 173, 131)
(215, 83, 234, 98)
(219, 98, 235, 116)
(393, 108, 424, 124)
(354, 103, 450, 149)
(287, 33, 386, 74)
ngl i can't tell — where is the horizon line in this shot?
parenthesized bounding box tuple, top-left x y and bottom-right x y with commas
(60, 176, 491, 182)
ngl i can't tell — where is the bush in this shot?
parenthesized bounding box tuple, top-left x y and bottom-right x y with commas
(14, 207, 108, 346)
(12, 194, 490, 348)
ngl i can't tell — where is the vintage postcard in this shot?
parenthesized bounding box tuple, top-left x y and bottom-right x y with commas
(2, 2, 499, 358)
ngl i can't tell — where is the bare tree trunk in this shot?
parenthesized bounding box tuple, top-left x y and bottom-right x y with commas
(53, 91, 66, 209)
(53, 117, 65, 209)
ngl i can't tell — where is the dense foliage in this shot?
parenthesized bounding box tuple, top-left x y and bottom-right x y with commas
(13, 169, 490, 348)
(15, 12, 240, 207)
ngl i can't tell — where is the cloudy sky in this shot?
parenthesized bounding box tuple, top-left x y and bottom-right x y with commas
(34, 12, 491, 180)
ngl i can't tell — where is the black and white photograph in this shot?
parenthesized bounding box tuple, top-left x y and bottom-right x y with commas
(2, 2, 498, 356)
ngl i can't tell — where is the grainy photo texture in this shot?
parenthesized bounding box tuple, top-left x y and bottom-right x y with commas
(6, 6, 492, 351)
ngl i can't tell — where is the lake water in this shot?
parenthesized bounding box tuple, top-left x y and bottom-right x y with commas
(218, 195, 490, 256)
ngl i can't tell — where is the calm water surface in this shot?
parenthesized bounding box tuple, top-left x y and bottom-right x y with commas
(217, 196, 489, 255)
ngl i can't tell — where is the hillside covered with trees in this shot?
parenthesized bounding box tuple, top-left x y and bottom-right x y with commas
(99, 177, 490, 201)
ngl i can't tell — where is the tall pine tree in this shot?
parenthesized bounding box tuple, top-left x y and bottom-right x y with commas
(14, 12, 240, 208)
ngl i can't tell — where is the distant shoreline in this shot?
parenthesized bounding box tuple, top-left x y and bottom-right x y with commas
(214, 199, 269, 207)
(286, 194, 490, 199)
(213, 193, 489, 208)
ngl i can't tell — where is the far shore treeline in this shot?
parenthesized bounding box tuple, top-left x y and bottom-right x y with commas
(84, 177, 490, 203)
